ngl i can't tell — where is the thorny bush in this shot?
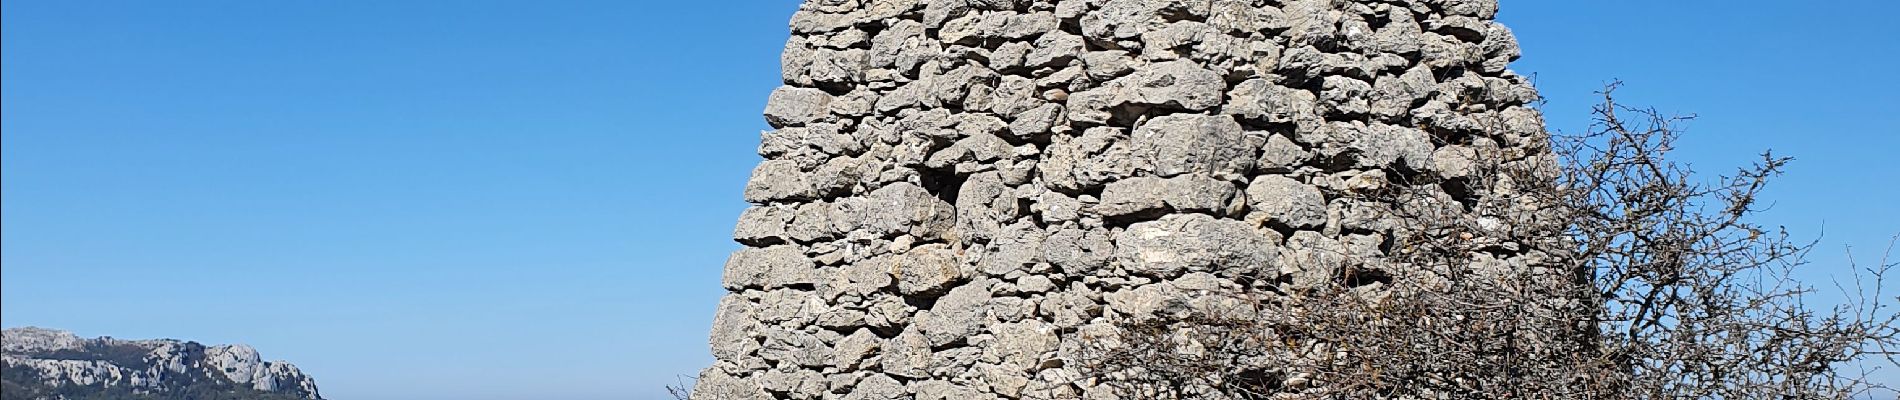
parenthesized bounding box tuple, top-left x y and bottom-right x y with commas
(1077, 84, 1900, 399)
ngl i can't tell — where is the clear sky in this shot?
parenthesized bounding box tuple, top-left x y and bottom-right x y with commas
(2, 2, 1894, 400)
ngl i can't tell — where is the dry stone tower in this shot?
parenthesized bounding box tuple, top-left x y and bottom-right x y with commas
(697, 0, 1552, 398)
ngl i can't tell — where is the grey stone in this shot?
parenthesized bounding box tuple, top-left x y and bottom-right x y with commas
(1348, 123, 1434, 169)
(732, 206, 793, 245)
(743, 160, 814, 203)
(1079, 0, 1212, 48)
(786, 201, 842, 243)
(941, 11, 1055, 46)
(1418, 31, 1483, 69)
(1016, 275, 1055, 293)
(987, 296, 1038, 322)
(816, 307, 867, 330)
(894, 243, 965, 296)
(863, 294, 915, 329)
(1428, 15, 1491, 43)
(928, 346, 984, 377)
(913, 380, 993, 400)
(784, 45, 868, 89)
(1320, 75, 1373, 116)
(1026, 32, 1086, 68)
(1105, 282, 1189, 319)
(922, 0, 973, 28)
(1039, 126, 1137, 192)
(939, 12, 1004, 45)
(1038, 287, 1102, 327)
(1079, 50, 1135, 81)
(811, 156, 871, 199)
(915, 280, 992, 346)
(836, 183, 956, 240)
(1114, 214, 1278, 279)
(1438, 0, 1500, 18)
(978, 362, 1031, 398)
(833, 328, 881, 371)
(1130, 114, 1256, 180)
(1096, 175, 1244, 219)
(1066, 60, 1224, 123)
(756, 289, 823, 326)
(1007, 103, 1065, 139)
(1034, 190, 1083, 223)
(723, 245, 817, 290)
(952, 172, 1018, 243)
(990, 42, 1031, 72)
(692, 367, 771, 400)
(925, 132, 1013, 171)
(1256, 134, 1310, 173)
(756, 326, 832, 367)
(759, 368, 825, 396)
(869, 20, 935, 76)
(1002, 12, 1059, 40)
(978, 221, 1045, 276)
(986, 320, 1059, 369)
(1373, 7, 1423, 53)
(760, 123, 863, 166)
(1433, 145, 1480, 179)
(1280, 230, 1348, 289)
(825, 255, 893, 300)
(763, 86, 833, 128)
(788, 8, 858, 34)
(1283, 0, 1341, 47)
(1331, 197, 1397, 233)
(1079, 0, 1156, 46)
(1226, 78, 1320, 125)
(842, 373, 908, 400)
(832, 89, 878, 117)
(956, 113, 1009, 138)
(1278, 45, 1374, 82)
(1122, 60, 1225, 111)
(707, 295, 763, 361)
(1138, 20, 1217, 61)
(1246, 175, 1328, 230)
(879, 327, 934, 379)
(1042, 226, 1114, 275)
(982, 76, 1040, 117)
(1372, 66, 1439, 119)
(1481, 24, 1522, 73)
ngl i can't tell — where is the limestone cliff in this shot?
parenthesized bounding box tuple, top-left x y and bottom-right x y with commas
(1, 327, 321, 400)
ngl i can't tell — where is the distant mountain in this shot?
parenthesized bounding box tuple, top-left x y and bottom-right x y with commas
(1, 327, 321, 400)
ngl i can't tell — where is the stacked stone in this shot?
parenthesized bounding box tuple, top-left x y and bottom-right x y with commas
(697, 0, 1552, 398)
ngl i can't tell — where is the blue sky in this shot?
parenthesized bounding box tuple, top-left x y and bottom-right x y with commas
(2, 2, 1894, 400)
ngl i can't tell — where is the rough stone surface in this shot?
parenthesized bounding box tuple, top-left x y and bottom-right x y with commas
(1115, 214, 1278, 279)
(698, 0, 1554, 397)
(1247, 175, 1327, 229)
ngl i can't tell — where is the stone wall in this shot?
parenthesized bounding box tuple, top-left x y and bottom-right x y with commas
(696, 0, 1551, 398)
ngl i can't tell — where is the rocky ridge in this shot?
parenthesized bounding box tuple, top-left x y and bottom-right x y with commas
(699, 0, 1556, 398)
(1, 327, 321, 399)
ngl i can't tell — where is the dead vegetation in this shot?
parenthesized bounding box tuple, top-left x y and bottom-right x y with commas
(1077, 84, 1900, 399)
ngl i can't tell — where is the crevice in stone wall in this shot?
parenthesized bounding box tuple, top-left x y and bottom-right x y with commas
(1344, 267, 1394, 289)
(1442, 177, 1479, 209)
(918, 165, 965, 207)
(1101, 207, 1175, 229)
(901, 293, 939, 311)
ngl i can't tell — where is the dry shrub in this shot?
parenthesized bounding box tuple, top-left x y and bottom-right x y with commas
(1078, 84, 1900, 399)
